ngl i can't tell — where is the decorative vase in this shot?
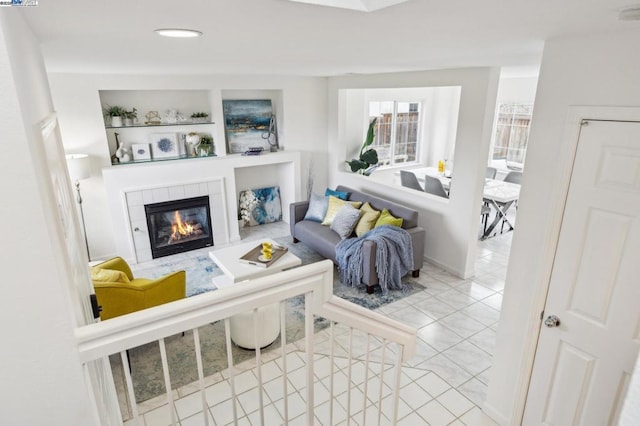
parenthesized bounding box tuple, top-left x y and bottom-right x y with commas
(111, 116, 123, 127)
(186, 133, 200, 145)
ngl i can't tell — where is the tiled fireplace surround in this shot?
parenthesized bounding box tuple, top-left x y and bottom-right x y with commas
(102, 151, 301, 264)
(125, 179, 228, 263)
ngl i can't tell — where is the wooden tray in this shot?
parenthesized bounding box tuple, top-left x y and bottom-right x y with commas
(238, 243, 288, 268)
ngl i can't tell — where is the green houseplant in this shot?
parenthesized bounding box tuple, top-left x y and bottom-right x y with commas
(103, 105, 126, 127)
(123, 107, 137, 126)
(191, 112, 209, 123)
(345, 117, 379, 175)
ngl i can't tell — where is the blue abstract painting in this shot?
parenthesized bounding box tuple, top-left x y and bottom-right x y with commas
(241, 186, 282, 226)
(222, 99, 274, 153)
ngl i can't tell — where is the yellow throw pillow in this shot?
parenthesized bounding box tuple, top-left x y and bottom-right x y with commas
(90, 267, 130, 283)
(321, 196, 362, 226)
(374, 208, 404, 228)
(355, 202, 381, 237)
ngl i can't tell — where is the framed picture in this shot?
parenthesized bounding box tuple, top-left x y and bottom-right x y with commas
(131, 143, 151, 161)
(150, 133, 179, 159)
(222, 99, 276, 153)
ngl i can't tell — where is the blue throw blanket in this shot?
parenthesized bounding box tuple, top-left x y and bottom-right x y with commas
(335, 225, 414, 293)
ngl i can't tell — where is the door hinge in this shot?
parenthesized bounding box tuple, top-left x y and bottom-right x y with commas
(90, 294, 102, 319)
(540, 310, 544, 320)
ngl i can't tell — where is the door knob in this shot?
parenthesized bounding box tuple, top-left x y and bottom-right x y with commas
(544, 315, 560, 328)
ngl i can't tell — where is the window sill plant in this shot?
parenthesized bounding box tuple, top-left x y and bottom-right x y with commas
(345, 117, 379, 175)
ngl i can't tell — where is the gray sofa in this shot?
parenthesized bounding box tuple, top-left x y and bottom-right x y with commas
(290, 185, 425, 294)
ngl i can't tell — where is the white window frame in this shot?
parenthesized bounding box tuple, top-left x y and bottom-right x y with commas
(368, 100, 422, 169)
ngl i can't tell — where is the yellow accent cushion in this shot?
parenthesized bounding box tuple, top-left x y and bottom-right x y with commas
(90, 267, 130, 283)
(355, 202, 381, 237)
(321, 196, 362, 226)
(374, 208, 404, 228)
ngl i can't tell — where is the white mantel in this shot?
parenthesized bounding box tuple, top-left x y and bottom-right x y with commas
(102, 151, 301, 264)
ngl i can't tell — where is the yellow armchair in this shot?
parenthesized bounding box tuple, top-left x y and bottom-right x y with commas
(91, 257, 186, 320)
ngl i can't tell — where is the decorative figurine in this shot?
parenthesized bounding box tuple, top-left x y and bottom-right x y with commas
(144, 111, 162, 125)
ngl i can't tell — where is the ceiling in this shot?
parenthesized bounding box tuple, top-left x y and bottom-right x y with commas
(19, 0, 640, 77)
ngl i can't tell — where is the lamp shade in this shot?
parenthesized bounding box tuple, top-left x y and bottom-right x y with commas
(65, 154, 91, 182)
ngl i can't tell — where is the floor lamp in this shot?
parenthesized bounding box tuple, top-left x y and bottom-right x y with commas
(65, 154, 92, 261)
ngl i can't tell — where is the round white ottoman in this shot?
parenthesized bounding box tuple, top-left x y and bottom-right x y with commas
(229, 302, 281, 349)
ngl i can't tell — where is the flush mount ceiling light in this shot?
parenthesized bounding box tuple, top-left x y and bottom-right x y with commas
(287, 0, 410, 12)
(154, 28, 202, 38)
(619, 6, 640, 20)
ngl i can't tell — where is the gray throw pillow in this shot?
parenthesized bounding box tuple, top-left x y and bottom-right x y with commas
(330, 203, 362, 239)
(303, 192, 328, 222)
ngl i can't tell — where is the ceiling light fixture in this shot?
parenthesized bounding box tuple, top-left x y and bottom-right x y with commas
(287, 0, 409, 12)
(619, 6, 640, 21)
(154, 28, 202, 38)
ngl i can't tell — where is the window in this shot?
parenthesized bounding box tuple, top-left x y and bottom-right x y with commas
(492, 103, 533, 168)
(369, 101, 420, 167)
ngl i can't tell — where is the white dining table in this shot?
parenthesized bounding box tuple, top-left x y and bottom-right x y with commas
(399, 167, 521, 238)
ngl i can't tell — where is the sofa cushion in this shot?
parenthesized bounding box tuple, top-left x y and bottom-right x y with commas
(330, 203, 363, 239)
(303, 192, 328, 222)
(90, 267, 130, 283)
(325, 188, 349, 200)
(355, 202, 381, 237)
(336, 185, 418, 229)
(321, 196, 363, 226)
(375, 208, 404, 228)
(294, 220, 341, 261)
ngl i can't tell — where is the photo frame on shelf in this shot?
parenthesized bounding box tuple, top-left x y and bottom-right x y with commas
(222, 99, 276, 154)
(131, 143, 151, 161)
(150, 133, 180, 159)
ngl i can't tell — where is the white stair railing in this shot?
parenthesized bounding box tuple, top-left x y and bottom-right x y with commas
(76, 260, 417, 425)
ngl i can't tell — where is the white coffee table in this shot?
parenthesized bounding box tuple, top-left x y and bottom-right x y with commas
(208, 238, 301, 348)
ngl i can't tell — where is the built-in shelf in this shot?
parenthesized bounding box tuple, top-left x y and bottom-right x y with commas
(112, 154, 218, 166)
(105, 121, 214, 129)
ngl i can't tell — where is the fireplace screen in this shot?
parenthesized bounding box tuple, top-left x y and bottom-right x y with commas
(145, 196, 213, 259)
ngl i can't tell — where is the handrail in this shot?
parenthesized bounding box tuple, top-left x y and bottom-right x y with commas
(76, 260, 335, 362)
(76, 260, 418, 425)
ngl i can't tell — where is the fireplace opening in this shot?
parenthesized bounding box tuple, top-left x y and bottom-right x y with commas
(145, 196, 213, 259)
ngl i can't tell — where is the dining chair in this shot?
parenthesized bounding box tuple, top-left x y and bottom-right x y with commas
(423, 175, 449, 198)
(400, 170, 424, 191)
(500, 170, 523, 232)
(504, 170, 523, 184)
(486, 167, 497, 180)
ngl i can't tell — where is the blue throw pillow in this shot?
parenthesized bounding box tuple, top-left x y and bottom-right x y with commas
(303, 192, 329, 222)
(325, 188, 349, 200)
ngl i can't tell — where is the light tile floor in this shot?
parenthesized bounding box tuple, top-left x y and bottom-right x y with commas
(128, 221, 512, 425)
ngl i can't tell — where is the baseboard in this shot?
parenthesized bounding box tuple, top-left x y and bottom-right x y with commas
(423, 254, 466, 278)
(482, 402, 510, 426)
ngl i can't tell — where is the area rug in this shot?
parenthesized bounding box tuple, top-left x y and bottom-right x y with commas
(118, 237, 424, 403)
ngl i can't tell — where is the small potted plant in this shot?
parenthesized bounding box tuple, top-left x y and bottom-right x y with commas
(190, 112, 209, 123)
(123, 107, 138, 126)
(104, 105, 126, 127)
(197, 134, 214, 156)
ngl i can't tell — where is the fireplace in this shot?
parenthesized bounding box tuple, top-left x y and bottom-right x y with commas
(145, 196, 213, 259)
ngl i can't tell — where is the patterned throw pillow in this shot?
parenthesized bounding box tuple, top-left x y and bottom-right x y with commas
(325, 188, 349, 200)
(374, 208, 404, 228)
(330, 204, 363, 239)
(303, 192, 329, 222)
(322, 196, 363, 226)
(354, 202, 381, 237)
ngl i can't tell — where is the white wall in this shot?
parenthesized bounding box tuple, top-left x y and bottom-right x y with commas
(486, 29, 640, 424)
(0, 11, 97, 424)
(48, 73, 328, 260)
(328, 68, 500, 277)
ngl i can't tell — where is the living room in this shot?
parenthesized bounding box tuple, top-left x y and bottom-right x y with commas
(3, 1, 640, 425)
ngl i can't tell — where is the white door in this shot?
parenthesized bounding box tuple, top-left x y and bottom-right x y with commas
(523, 119, 640, 425)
